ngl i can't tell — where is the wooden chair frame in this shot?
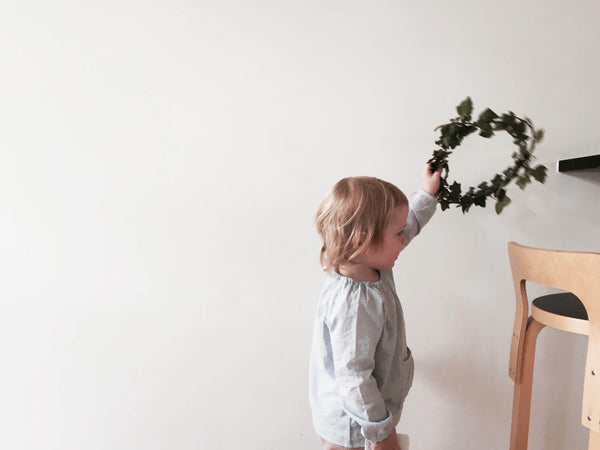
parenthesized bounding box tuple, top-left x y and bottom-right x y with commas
(508, 242, 600, 449)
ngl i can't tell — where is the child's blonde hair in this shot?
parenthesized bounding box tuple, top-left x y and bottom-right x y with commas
(316, 176, 408, 271)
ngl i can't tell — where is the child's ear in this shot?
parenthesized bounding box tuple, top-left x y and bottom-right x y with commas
(352, 231, 367, 250)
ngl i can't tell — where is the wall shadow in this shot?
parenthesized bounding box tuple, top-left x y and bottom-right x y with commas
(560, 169, 600, 187)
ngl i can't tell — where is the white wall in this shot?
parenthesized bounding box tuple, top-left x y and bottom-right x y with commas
(1, 1, 599, 449)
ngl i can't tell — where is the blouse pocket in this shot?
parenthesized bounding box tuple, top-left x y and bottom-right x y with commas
(400, 347, 415, 400)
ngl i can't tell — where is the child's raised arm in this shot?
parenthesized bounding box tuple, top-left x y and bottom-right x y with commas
(399, 164, 440, 247)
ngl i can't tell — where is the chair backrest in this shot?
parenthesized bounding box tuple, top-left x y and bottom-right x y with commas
(507, 241, 600, 432)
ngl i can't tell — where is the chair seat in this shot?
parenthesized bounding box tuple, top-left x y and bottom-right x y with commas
(531, 292, 590, 335)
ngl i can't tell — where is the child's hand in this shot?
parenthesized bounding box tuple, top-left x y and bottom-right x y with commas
(422, 162, 442, 196)
(370, 429, 400, 450)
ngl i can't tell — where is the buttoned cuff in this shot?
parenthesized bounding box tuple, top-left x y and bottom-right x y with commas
(361, 411, 395, 443)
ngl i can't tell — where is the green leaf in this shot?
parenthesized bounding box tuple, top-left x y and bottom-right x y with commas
(448, 181, 462, 202)
(503, 168, 514, 178)
(531, 165, 548, 183)
(460, 125, 478, 138)
(473, 195, 487, 207)
(516, 175, 531, 190)
(478, 108, 498, 123)
(493, 121, 507, 131)
(440, 125, 460, 149)
(513, 120, 526, 136)
(456, 97, 473, 119)
(495, 195, 512, 214)
(501, 113, 516, 127)
(479, 128, 494, 138)
(491, 174, 504, 189)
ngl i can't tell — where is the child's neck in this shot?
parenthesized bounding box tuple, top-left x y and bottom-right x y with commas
(338, 262, 380, 282)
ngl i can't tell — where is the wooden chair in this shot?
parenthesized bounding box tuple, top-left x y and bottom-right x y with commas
(507, 242, 600, 449)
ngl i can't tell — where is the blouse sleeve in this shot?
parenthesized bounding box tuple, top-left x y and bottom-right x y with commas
(325, 284, 396, 443)
(401, 189, 437, 248)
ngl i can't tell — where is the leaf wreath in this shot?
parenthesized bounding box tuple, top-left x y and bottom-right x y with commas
(427, 97, 548, 214)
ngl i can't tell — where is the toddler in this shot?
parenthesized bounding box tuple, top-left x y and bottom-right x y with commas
(309, 164, 441, 450)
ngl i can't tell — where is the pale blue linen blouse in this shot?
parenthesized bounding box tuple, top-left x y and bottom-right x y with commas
(309, 189, 437, 448)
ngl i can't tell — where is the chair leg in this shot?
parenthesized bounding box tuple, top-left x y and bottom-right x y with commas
(510, 317, 545, 450)
(589, 430, 600, 450)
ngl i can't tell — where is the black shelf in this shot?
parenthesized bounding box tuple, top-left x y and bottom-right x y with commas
(557, 154, 600, 172)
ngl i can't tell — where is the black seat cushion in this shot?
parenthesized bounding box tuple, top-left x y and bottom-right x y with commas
(532, 292, 588, 321)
